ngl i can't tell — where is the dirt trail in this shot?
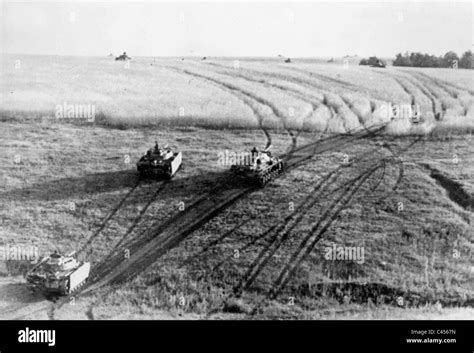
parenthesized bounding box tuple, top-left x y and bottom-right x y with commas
(87, 186, 254, 288)
(3, 123, 387, 319)
(86, 123, 386, 288)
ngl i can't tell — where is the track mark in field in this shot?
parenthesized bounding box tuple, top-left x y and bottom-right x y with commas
(264, 66, 371, 133)
(170, 134, 385, 275)
(8, 136, 394, 320)
(207, 68, 315, 141)
(181, 69, 300, 152)
(98, 180, 169, 262)
(389, 75, 416, 106)
(340, 96, 369, 129)
(167, 66, 273, 150)
(389, 73, 443, 118)
(77, 178, 141, 255)
(233, 136, 415, 297)
(411, 71, 460, 99)
(204, 63, 338, 121)
(238, 165, 373, 294)
(270, 164, 380, 297)
(205, 138, 380, 272)
(284, 66, 368, 93)
(421, 163, 473, 211)
(15, 124, 389, 323)
(233, 147, 383, 294)
(233, 170, 342, 294)
(418, 75, 474, 96)
(409, 71, 473, 116)
(87, 122, 387, 288)
(269, 138, 421, 296)
(403, 74, 445, 118)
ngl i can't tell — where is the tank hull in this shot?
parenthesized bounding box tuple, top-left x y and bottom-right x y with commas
(26, 261, 90, 295)
(137, 152, 182, 179)
(231, 160, 283, 186)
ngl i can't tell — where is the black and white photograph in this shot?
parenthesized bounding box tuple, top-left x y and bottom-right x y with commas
(0, 0, 472, 345)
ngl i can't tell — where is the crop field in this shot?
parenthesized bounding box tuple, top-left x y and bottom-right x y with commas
(0, 54, 473, 319)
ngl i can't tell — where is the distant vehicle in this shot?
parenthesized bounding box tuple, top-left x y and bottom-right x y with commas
(284, 58, 292, 63)
(115, 52, 131, 61)
(230, 147, 284, 186)
(370, 59, 386, 68)
(137, 141, 182, 179)
(25, 251, 90, 295)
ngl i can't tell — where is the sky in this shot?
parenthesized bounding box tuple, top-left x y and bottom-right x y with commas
(1, 1, 472, 58)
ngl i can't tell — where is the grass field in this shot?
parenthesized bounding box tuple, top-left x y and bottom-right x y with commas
(2, 54, 473, 134)
(0, 54, 472, 319)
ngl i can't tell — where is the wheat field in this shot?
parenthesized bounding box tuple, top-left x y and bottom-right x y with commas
(1, 54, 473, 135)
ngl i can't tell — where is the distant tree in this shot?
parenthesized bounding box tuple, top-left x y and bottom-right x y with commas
(420, 54, 440, 68)
(392, 50, 472, 69)
(409, 52, 426, 67)
(393, 52, 412, 67)
(459, 50, 473, 69)
(442, 51, 460, 68)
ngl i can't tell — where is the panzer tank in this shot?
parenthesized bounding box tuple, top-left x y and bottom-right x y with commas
(25, 251, 90, 295)
(230, 147, 284, 186)
(137, 141, 182, 179)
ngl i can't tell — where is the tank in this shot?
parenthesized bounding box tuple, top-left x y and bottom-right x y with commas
(370, 60, 386, 68)
(137, 141, 182, 179)
(25, 251, 90, 295)
(115, 52, 131, 61)
(230, 147, 284, 186)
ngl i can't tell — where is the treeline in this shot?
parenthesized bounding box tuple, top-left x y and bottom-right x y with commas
(393, 50, 472, 69)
